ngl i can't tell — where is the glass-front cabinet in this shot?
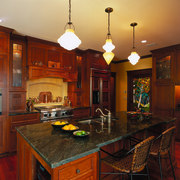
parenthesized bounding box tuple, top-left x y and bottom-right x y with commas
(156, 55, 171, 80)
(12, 43, 23, 87)
(9, 35, 26, 112)
(10, 35, 26, 90)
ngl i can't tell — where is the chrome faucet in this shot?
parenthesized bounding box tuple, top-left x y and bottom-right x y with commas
(95, 108, 111, 123)
(105, 108, 111, 123)
(96, 108, 107, 117)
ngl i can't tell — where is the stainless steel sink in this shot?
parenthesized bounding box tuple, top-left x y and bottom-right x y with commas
(78, 117, 117, 124)
(78, 118, 102, 124)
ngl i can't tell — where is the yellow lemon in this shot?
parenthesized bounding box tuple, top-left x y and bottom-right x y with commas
(54, 121, 61, 125)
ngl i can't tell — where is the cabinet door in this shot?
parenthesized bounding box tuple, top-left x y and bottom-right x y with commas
(0, 55, 7, 87)
(0, 116, 7, 153)
(9, 39, 27, 112)
(10, 41, 26, 90)
(174, 48, 180, 84)
(55, 152, 98, 180)
(102, 77, 110, 110)
(152, 82, 174, 117)
(28, 46, 46, 66)
(9, 92, 26, 112)
(0, 31, 9, 54)
(152, 51, 174, 84)
(9, 113, 40, 152)
(61, 52, 76, 71)
(92, 77, 100, 107)
(47, 50, 61, 68)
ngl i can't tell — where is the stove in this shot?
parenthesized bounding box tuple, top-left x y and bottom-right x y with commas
(35, 105, 73, 122)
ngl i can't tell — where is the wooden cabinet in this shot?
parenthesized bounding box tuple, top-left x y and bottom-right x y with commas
(17, 131, 98, 180)
(73, 107, 90, 118)
(27, 36, 77, 81)
(152, 82, 174, 117)
(68, 49, 111, 115)
(91, 69, 111, 116)
(9, 34, 27, 113)
(151, 44, 180, 117)
(0, 116, 7, 153)
(61, 51, 76, 71)
(86, 49, 110, 70)
(173, 46, 180, 84)
(0, 27, 13, 155)
(0, 55, 8, 88)
(57, 153, 97, 180)
(29, 46, 46, 66)
(175, 111, 180, 141)
(8, 113, 40, 152)
(9, 92, 26, 113)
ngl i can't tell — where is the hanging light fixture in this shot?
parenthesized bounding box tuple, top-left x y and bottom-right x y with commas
(57, 0, 81, 50)
(128, 22, 140, 65)
(102, 7, 115, 65)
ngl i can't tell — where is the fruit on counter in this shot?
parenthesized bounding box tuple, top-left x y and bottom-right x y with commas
(54, 121, 67, 125)
(81, 130, 86, 135)
(75, 130, 87, 136)
(62, 124, 77, 130)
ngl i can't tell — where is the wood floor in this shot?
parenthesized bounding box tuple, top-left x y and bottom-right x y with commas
(0, 142, 180, 180)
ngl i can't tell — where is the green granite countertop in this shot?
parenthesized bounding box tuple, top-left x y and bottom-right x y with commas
(16, 112, 175, 169)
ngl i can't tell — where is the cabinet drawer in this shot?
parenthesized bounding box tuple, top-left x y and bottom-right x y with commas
(10, 113, 39, 123)
(59, 156, 94, 179)
(11, 120, 39, 132)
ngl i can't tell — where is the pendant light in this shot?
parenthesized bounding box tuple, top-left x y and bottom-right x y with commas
(102, 7, 115, 65)
(128, 22, 140, 65)
(57, 0, 81, 50)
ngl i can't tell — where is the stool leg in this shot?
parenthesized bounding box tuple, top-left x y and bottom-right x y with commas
(99, 151, 101, 180)
(146, 164, 150, 180)
(158, 153, 163, 180)
(130, 173, 133, 180)
(168, 150, 176, 180)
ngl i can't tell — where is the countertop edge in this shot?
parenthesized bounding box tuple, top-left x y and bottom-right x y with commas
(51, 148, 99, 168)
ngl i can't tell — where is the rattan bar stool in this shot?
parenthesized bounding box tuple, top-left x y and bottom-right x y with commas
(99, 136, 154, 180)
(150, 126, 176, 180)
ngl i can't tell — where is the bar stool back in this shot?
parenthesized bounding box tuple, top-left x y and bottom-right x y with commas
(150, 126, 176, 180)
(100, 136, 154, 180)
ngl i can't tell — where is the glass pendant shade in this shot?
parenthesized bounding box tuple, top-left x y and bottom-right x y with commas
(103, 7, 115, 65)
(103, 51, 115, 65)
(103, 39, 115, 52)
(57, 0, 81, 51)
(57, 28, 81, 51)
(128, 51, 140, 65)
(128, 22, 140, 65)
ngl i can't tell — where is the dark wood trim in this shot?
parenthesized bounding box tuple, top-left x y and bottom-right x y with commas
(127, 68, 152, 112)
(11, 34, 26, 41)
(26, 36, 67, 50)
(151, 44, 180, 53)
(0, 25, 14, 33)
(112, 54, 152, 64)
(86, 49, 103, 55)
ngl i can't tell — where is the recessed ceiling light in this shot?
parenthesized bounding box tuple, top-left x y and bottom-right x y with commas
(141, 40, 147, 43)
(0, 19, 3, 23)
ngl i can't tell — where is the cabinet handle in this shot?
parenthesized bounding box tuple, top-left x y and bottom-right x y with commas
(76, 169, 80, 174)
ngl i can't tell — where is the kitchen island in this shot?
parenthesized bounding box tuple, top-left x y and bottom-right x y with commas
(16, 112, 175, 180)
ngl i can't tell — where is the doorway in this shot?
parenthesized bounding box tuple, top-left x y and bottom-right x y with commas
(127, 69, 152, 112)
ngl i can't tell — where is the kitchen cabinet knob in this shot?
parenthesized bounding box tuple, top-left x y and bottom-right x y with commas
(76, 169, 80, 174)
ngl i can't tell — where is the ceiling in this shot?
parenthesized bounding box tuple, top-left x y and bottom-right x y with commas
(1, 0, 180, 61)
